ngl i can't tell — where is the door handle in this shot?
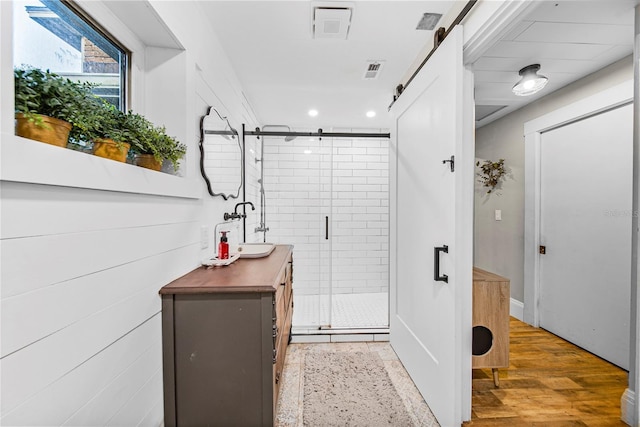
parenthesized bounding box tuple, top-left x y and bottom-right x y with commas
(325, 216, 329, 240)
(434, 245, 449, 283)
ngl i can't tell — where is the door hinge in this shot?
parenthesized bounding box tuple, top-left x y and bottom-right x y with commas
(539, 245, 546, 255)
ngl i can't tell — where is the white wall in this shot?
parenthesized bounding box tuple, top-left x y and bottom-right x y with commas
(474, 55, 633, 304)
(1, 1, 259, 425)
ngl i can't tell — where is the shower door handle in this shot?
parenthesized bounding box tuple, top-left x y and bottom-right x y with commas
(325, 216, 329, 240)
(434, 245, 449, 283)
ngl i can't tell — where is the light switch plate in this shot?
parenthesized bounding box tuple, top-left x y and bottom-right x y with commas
(495, 210, 502, 221)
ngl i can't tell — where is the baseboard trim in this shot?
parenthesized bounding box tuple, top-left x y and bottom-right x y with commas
(621, 388, 634, 426)
(510, 298, 524, 321)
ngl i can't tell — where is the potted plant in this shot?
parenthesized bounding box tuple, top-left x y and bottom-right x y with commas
(14, 67, 97, 147)
(15, 67, 186, 169)
(129, 119, 187, 172)
(86, 105, 133, 162)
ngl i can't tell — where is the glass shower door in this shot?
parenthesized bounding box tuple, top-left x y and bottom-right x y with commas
(329, 137, 389, 328)
(261, 135, 389, 332)
(262, 136, 331, 331)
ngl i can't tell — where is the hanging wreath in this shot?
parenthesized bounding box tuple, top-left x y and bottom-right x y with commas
(476, 159, 506, 194)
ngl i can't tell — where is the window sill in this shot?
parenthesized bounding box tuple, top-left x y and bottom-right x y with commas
(1, 133, 201, 199)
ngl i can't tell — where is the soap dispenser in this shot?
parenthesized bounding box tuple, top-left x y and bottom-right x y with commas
(218, 231, 229, 260)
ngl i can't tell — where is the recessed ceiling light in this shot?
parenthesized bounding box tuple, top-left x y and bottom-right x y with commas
(308, 109, 319, 117)
(366, 111, 376, 118)
(304, 149, 312, 154)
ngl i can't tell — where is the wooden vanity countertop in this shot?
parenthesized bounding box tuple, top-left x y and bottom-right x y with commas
(473, 267, 509, 283)
(160, 244, 293, 295)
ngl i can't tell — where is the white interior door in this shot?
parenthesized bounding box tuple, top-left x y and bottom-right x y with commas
(539, 103, 632, 369)
(389, 26, 473, 426)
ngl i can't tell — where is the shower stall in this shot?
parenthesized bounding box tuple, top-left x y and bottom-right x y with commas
(249, 130, 390, 333)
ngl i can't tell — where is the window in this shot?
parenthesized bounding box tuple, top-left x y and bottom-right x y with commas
(13, 0, 128, 110)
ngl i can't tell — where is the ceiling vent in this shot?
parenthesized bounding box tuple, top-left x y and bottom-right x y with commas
(313, 6, 353, 39)
(416, 13, 442, 31)
(363, 61, 384, 80)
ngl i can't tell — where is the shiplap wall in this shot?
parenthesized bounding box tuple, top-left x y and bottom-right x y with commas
(1, 1, 259, 425)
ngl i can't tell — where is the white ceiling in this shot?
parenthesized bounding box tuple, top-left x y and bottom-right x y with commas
(473, 0, 636, 127)
(201, 0, 637, 131)
(200, 1, 456, 130)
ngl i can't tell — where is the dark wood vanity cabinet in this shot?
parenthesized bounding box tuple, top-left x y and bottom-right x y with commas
(160, 245, 293, 427)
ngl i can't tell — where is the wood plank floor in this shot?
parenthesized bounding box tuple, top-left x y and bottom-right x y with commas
(465, 318, 629, 426)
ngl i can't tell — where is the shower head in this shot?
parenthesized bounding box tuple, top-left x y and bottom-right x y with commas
(263, 124, 296, 141)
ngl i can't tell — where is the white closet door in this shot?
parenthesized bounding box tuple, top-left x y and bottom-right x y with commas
(539, 103, 632, 369)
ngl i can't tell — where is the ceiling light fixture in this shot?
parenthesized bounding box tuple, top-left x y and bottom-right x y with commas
(366, 111, 376, 118)
(308, 109, 319, 117)
(512, 64, 548, 97)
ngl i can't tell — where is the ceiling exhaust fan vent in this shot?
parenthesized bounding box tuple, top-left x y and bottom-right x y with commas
(416, 13, 442, 31)
(364, 61, 384, 80)
(313, 6, 353, 39)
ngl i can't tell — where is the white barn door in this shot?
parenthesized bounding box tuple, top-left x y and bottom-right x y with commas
(389, 26, 474, 426)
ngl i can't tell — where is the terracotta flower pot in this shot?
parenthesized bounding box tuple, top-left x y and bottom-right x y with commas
(92, 138, 131, 162)
(134, 154, 162, 171)
(15, 113, 71, 147)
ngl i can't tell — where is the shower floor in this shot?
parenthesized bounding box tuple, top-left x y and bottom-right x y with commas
(292, 292, 388, 331)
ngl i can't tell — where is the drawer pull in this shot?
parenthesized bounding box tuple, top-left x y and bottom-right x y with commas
(273, 349, 277, 364)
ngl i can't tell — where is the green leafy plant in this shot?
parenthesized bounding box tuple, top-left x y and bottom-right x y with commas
(15, 66, 187, 172)
(476, 158, 506, 194)
(14, 67, 100, 138)
(81, 104, 130, 148)
(128, 120, 187, 170)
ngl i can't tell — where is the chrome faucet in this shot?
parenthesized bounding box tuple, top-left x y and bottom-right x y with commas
(224, 201, 255, 220)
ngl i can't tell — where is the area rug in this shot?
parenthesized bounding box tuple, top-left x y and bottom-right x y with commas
(303, 351, 414, 426)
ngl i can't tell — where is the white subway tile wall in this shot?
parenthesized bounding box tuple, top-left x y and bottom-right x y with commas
(262, 136, 389, 328)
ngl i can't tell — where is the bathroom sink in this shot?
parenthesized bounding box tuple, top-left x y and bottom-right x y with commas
(237, 243, 276, 258)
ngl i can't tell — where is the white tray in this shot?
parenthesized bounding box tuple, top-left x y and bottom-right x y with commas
(202, 252, 240, 268)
